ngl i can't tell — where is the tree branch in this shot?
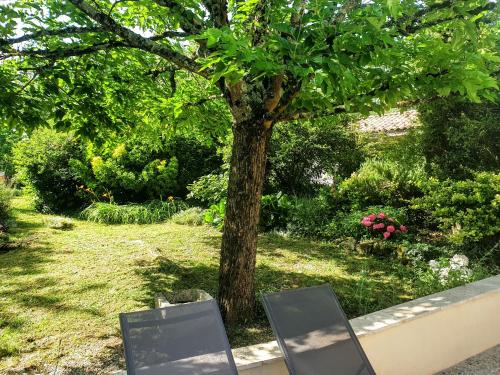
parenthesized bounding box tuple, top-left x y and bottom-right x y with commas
(152, 0, 205, 34)
(385, 0, 454, 29)
(149, 30, 192, 40)
(203, 0, 229, 28)
(386, 0, 496, 35)
(248, 0, 270, 46)
(0, 26, 108, 46)
(1, 41, 129, 59)
(68, 0, 207, 76)
(404, 2, 496, 34)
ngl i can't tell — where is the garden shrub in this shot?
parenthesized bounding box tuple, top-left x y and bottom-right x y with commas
(285, 191, 338, 238)
(203, 200, 226, 230)
(166, 136, 223, 197)
(170, 207, 205, 226)
(337, 159, 425, 208)
(78, 139, 179, 203)
(12, 128, 85, 212)
(0, 186, 11, 227)
(0, 186, 12, 248)
(0, 126, 22, 180)
(360, 211, 408, 240)
(187, 171, 228, 206)
(413, 254, 494, 296)
(47, 217, 75, 230)
(73, 135, 222, 204)
(260, 192, 293, 232)
(324, 206, 408, 240)
(400, 242, 447, 266)
(81, 199, 187, 224)
(417, 97, 500, 180)
(266, 119, 363, 196)
(411, 172, 500, 245)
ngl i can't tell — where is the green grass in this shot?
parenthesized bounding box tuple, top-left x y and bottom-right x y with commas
(81, 200, 188, 224)
(1, 196, 418, 374)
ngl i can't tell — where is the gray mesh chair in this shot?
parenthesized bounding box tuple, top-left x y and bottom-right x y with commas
(119, 299, 238, 375)
(262, 284, 376, 375)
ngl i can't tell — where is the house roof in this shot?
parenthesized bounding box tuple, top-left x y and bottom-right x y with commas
(357, 109, 419, 136)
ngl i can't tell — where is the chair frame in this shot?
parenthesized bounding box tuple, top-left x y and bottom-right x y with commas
(263, 284, 376, 375)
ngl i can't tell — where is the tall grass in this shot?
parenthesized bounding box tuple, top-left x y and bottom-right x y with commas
(81, 200, 188, 224)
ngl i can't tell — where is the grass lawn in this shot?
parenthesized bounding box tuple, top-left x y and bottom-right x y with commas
(1, 196, 418, 374)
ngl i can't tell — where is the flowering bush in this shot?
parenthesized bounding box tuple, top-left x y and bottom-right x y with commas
(428, 254, 472, 286)
(361, 211, 408, 240)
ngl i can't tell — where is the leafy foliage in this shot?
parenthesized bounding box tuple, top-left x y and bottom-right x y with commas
(170, 207, 205, 226)
(86, 147, 179, 204)
(324, 206, 408, 241)
(260, 192, 294, 232)
(81, 199, 187, 224)
(411, 172, 500, 244)
(188, 171, 229, 206)
(337, 159, 426, 208)
(203, 200, 226, 230)
(12, 128, 85, 213)
(0, 125, 22, 179)
(266, 118, 362, 196)
(417, 97, 500, 180)
(1, 0, 497, 130)
(80, 134, 222, 203)
(0, 185, 11, 227)
(360, 211, 408, 240)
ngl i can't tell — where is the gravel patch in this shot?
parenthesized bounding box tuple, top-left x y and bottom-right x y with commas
(437, 345, 500, 374)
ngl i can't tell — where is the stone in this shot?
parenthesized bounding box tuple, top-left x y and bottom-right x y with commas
(169, 289, 213, 303)
(339, 237, 357, 254)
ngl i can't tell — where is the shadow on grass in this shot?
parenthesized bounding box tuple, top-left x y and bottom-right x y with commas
(133, 234, 412, 347)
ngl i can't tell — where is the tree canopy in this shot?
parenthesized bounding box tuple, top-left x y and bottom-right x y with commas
(1, 0, 498, 129)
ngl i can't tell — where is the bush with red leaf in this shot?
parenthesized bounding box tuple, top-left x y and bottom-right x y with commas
(361, 212, 408, 240)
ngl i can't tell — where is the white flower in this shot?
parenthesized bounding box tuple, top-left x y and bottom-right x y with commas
(438, 267, 450, 284)
(450, 254, 469, 270)
(428, 259, 439, 272)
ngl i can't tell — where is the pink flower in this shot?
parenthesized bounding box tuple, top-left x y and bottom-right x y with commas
(383, 231, 391, 239)
(373, 223, 385, 230)
(368, 214, 376, 221)
(386, 225, 395, 233)
(361, 217, 373, 227)
(400, 225, 408, 233)
(377, 212, 386, 219)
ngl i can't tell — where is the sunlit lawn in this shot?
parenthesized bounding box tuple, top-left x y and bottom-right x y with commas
(0, 196, 417, 374)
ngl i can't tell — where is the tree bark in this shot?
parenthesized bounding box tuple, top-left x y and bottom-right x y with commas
(218, 118, 272, 324)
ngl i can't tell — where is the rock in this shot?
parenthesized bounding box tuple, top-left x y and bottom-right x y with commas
(339, 237, 357, 254)
(358, 240, 376, 254)
(169, 289, 213, 304)
(358, 239, 396, 257)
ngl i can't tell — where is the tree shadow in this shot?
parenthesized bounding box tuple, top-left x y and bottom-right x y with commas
(132, 245, 410, 348)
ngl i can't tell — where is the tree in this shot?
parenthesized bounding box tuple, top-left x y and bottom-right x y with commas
(1, 0, 498, 323)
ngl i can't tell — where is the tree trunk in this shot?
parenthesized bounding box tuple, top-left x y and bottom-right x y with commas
(218, 118, 272, 324)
